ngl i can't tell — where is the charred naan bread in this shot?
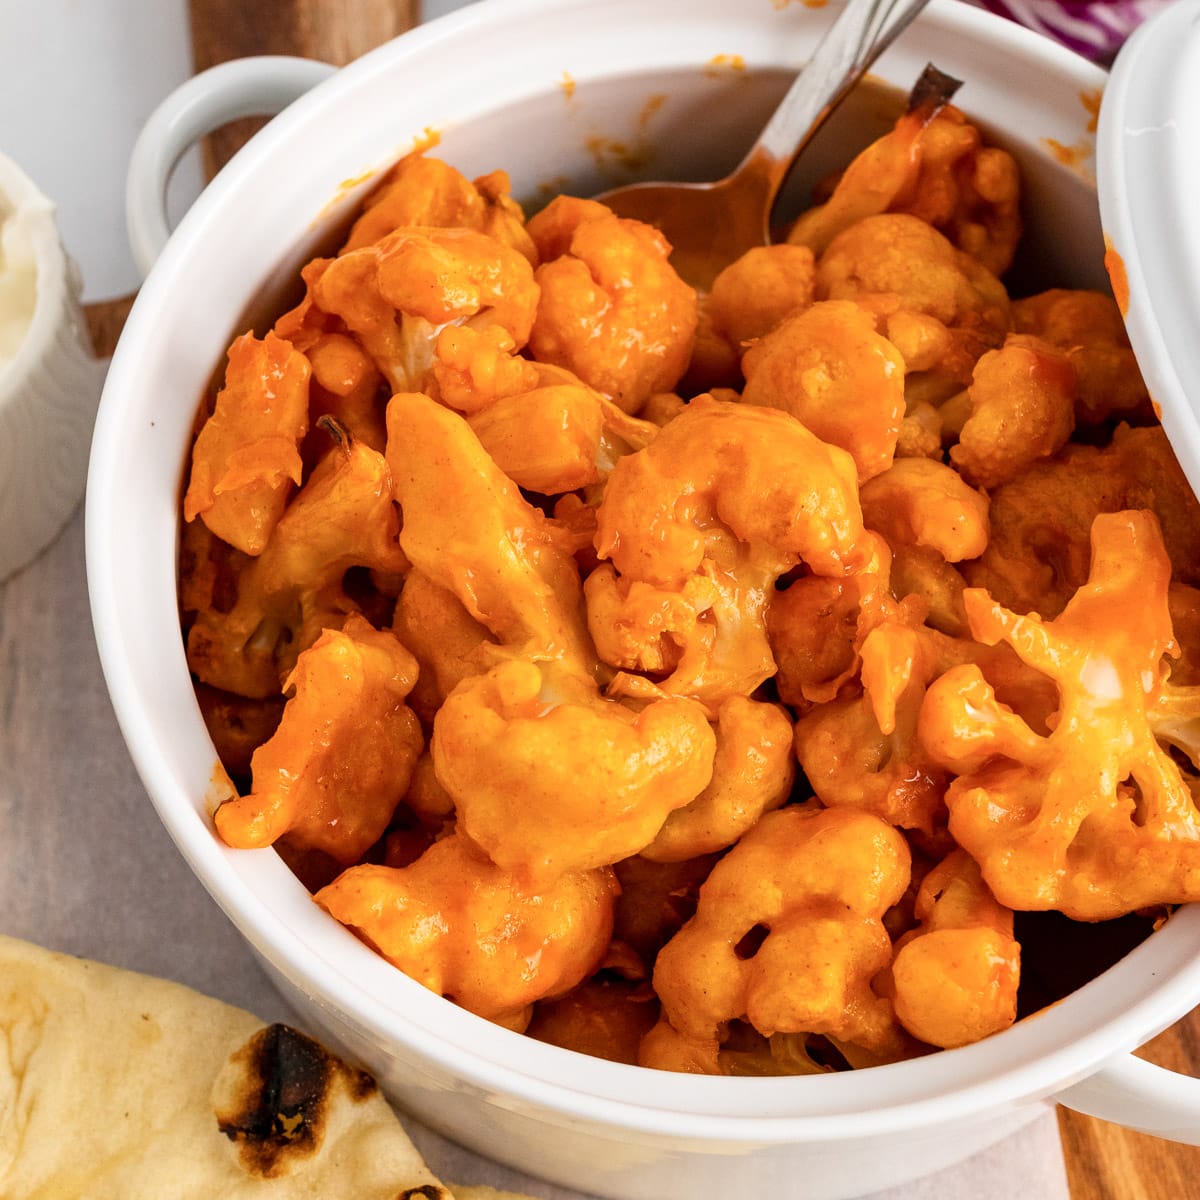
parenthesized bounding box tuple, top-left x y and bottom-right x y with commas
(0, 935, 530, 1200)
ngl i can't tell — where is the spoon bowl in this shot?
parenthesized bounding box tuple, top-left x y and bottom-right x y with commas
(596, 0, 934, 288)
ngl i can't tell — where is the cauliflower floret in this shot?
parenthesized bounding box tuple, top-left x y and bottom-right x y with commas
(641, 806, 913, 1074)
(859, 456, 989, 563)
(888, 849, 1020, 1049)
(313, 226, 539, 394)
(966, 424, 1200, 618)
(595, 394, 868, 588)
(682, 243, 817, 392)
(385, 390, 596, 676)
(186, 431, 409, 699)
(766, 532, 900, 710)
(589, 395, 871, 706)
(317, 832, 617, 1030)
(183, 331, 310, 556)
(527, 195, 698, 413)
(301, 332, 387, 454)
(391, 569, 496, 727)
(1012, 288, 1151, 427)
(341, 150, 537, 263)
(214, 615, 423, 865)
(461, 360, 659, 495)
(741, 300, 906, 483)
(792, 617, 952, 834)
(641, 696, 795, 862)
(788, 69, 1021, 277)
(886, 543, 971, 637)
(949, 333, 1077, 490)
(432, 659, 716, 887)
(919, 510, 1200, 919)
(527, 978, 660, 1065)
(816, 213, 1010, 398)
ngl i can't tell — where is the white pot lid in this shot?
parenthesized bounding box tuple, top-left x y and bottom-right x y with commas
(1098, 0, 1200, 495)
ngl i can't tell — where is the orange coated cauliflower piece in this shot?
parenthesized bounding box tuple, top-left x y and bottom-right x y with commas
(342, 150, 536, 262)
(1012, 288, 1151, 427)
(641, 696, 795, 862)
(313, 226, 539, 393)
(385, 390, 596, 675)
(589, 395, 871, 706)
(792, 616, 952, 834)
(741, 300, 906, 483)
(816, 213, 1010, 396)
(685, 243, 816, 390)
(527, 195, 698, 413)
(788, 68, 1021, 276)
(708, 243, 816, 346)
(595, 395, 868, 588)
(186, 430, 409, 699)
(301, 332, 387, 455)
(642, 806, 912, 1074)
(317, 832, 617, 1030)
(966, 424, 1200, 619)
(949, 333, 1077, 490)
(527, 978, 660, 1065)
(183, 332, 310, 556)
(766, 533, 900, 710)
(859, 457, 989, 563)
(214, 615, 423, 865)
(919, 510, 1200, 919)
(889, 849, 1020, 1049)
(431, 658, 716, 887)
(461, 361, 659, 495)
(391, 569, 495, 727)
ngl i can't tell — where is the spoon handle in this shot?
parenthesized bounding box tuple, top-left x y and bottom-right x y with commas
(753, 0, 933, 169)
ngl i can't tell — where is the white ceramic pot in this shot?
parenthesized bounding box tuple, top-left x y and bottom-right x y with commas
(86, 2, 1200, 1197)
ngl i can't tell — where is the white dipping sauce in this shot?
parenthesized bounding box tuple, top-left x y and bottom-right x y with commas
(0, 200, 38, 369)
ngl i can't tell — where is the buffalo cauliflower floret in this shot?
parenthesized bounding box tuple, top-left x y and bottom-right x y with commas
(432, 658, 716, 887)
(589, 395, 871, 706)
(385, 390, 596, 676)
(966, 424, 1200, 618)
(816, 213, 1010, 398)
(888, 849, 1020, 1048)
(186, 430, 409, 699)
(788, 68, 1021, 277)
(527, 195, 698, 413)
(342, 150, 537, 263)
(641, 806, 913, 1074)
(641, 696, 795, 862)
(214, 615, 423, 865)
(859, 456, 989, 562)
(317, 832, 617, 1030)
(919, 510, 1200, 919)
(949, 333, 1077, 490)
(1012, 288, 1151, 427)
(183, 332, 310, 556)
(741, 300, 906, 483)
(313, 226, 539, 394)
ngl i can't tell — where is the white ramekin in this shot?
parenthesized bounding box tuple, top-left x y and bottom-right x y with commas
(86, 2, 1200, 1197)
(0, 153, 102, 581)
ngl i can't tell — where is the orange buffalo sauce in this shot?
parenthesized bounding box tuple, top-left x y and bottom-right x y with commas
(1104, 239, 1130, 316)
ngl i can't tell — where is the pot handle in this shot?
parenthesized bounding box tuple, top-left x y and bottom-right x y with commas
(1056, 1052, 1200, 1143)
(126, 55, 336, 279)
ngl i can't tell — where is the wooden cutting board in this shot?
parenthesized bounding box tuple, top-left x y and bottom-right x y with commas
(87, 4, 1200, 1198)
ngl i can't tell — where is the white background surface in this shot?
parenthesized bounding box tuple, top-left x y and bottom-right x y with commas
(0, 0, 203, 301)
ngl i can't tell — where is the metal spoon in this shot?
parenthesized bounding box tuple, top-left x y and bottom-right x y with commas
(596, 0, 934, 288)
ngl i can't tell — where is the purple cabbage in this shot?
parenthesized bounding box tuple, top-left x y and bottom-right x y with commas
(964, 0, 1175, 62)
